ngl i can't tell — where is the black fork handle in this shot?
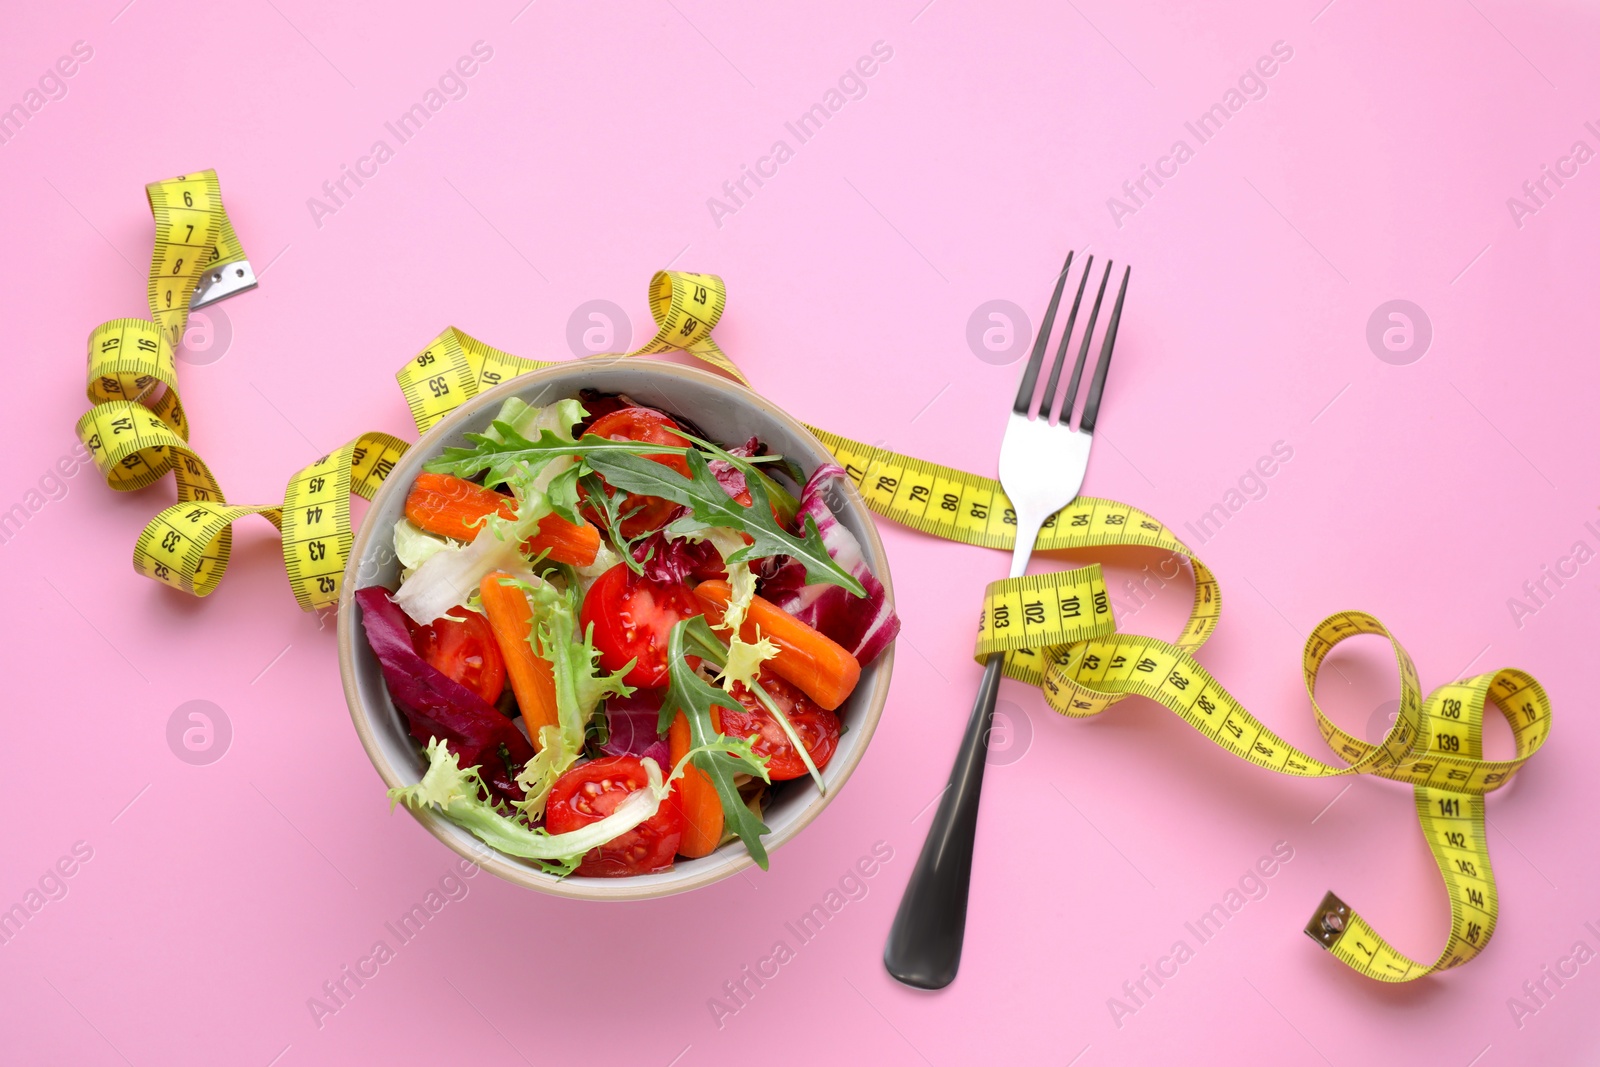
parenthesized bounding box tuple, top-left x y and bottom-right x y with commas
(883, 651, 1006, 989)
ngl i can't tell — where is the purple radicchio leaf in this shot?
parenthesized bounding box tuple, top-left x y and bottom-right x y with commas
(355, 586, 534, 803)
(599, 689, 671, 767)
(760, 464, 900, 665)
(634, 530, 718, 584)
(705, 436, 761, 502)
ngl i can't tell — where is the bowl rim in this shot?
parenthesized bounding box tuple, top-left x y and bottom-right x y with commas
(337, 359, 896, 901)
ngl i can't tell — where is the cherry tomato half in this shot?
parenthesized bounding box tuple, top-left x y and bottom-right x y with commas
(582, 406, 693, 539)
(410, 607, 505, 705)
(546, 755, 686, 876)
(580, 563, 703, 688)
(722, 672, 840, 780)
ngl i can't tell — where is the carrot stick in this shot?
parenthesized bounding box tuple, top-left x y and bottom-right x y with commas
(522, 514, 600, 568)
(406, 472, 600, 566)
(694, 581, 862, 711)
(479, 571, 560, 745)
(669, 710, 724, 858)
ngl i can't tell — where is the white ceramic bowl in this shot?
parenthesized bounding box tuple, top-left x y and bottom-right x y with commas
(337, 361, 895, 899)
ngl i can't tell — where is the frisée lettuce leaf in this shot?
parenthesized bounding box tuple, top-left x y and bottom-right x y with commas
(391, 734, 766, 876)
(485, 573, 633, 821)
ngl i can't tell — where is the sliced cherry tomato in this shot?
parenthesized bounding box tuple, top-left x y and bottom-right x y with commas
(409, 608, 506, 705)
(587, 407, 693, 473)
(581, 406, 692, 538)
(580, 563, 702, 688)
(574, 390, 630, 436)
(546, 756, 685, 876)
(722, 671, 840, 780)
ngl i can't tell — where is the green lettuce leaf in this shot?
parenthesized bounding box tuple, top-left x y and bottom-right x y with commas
(482, 397, 587, 446)
(487, 573, 631, 821)
(391, 733, 767, 876)
(393, 518, 454, 572)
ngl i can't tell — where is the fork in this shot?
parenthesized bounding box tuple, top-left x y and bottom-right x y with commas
(883, 251, 1131, 990)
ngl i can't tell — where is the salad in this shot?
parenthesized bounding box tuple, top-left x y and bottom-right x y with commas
(357, 391, 898, 877)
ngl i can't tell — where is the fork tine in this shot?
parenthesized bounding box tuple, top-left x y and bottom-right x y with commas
(1012, 251, 1074, 415)
(1037, 254, 1094, 422)
(1059, 259, 1112, 426)
(1077, 265, 1130, 434)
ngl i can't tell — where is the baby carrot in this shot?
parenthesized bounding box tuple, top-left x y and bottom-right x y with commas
(479, 571, 560, 745)
(406, 472, 600, 566)
(669, 710, 724, 858)
(694, 581, 861, 711)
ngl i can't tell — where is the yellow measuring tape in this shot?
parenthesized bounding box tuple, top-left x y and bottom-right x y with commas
(75, 171, 408, 610)
(396, 270, 744, 434)
(807, 436, 1548, 981)
(77, 173, 1549, 983)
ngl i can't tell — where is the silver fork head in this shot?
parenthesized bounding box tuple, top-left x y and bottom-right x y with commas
(998, 253, 1131, 536)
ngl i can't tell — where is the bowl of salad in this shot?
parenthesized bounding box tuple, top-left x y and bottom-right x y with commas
(338, 360, 898, 899)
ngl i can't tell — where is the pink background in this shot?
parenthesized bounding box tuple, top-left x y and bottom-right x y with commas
(3, 0, 1597, 1063)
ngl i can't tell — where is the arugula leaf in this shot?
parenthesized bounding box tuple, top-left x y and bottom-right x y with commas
(578, 471, 655, 575)
(427, 424, 688, 489)
(586, 447, 865, 597)
(661, 616, 774, 868)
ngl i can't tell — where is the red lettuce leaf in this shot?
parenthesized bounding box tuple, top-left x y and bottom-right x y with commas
(635, 531, 719, 584)
(356, 586, 535, 803)
(599, 689, 671, 767)
(706, 436, 761, 501)
(759, 465, 900, 665)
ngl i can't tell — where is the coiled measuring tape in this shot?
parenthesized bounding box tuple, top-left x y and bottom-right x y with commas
(76, 174, 1549, 982)
(75, 171, 408, 610)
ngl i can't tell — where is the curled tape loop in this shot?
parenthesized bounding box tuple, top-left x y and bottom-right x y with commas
(76, 171, 408, 610)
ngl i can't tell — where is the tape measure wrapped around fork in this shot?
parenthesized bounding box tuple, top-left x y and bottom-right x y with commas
(805, 429, 1550, 981)
(73, 172, 1551, 984)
